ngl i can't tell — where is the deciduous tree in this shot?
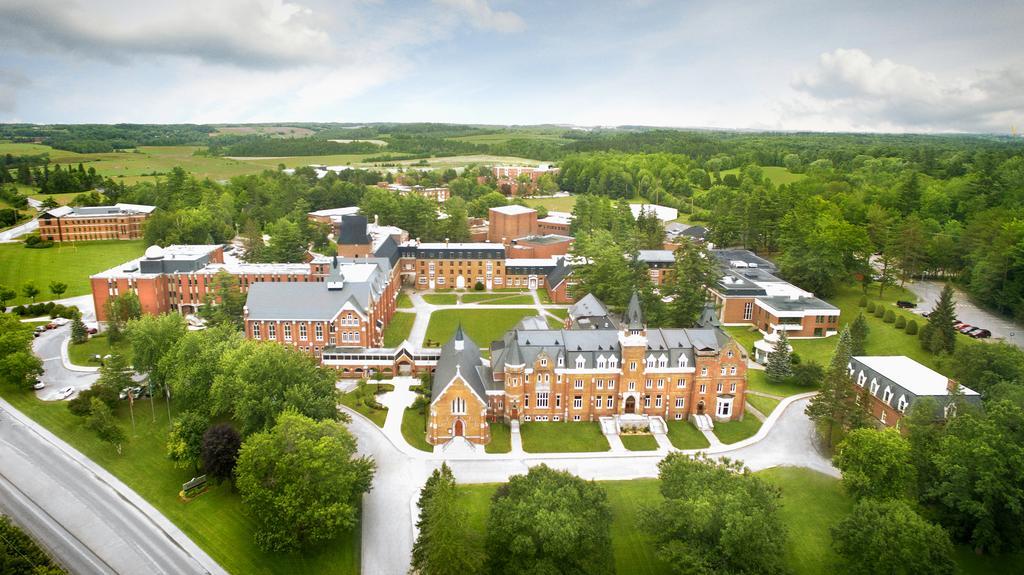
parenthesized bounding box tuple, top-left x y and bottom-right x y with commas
(167, 411, 209, 471)
(834, 428, 914, 500)
(201, 423, 242, 484)
(86, 398, 127, 454)
(831, 499, 955, 575)
(161, 326, 242, 416)
(21, 281, 39, 303)
(127, 313, 187, 392)
(0, 314, 43, 390)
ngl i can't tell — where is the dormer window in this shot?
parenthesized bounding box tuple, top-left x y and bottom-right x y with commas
(848, 363, 855, 377)
(857, 371, 867, 387)
(596, 355, 606, 369)
(882, 386, 893, 405)
(575, 356, 585, 369)
(678, 355, 688, 368)
(646, 356, 656, 368)
(870, 378, 879, 395)
(608, 357, 617, 369)
(658, 355, 668, 368)
(897, 396, 908, 413)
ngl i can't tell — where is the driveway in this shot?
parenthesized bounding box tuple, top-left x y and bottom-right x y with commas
(0, 217, 39, 242)
(32, 326, 101, 400)
(905, 279, 1024, 349)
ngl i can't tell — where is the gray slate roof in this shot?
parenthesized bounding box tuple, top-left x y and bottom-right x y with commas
(245, 258, 390, 320)
(431, 326, 488, 403)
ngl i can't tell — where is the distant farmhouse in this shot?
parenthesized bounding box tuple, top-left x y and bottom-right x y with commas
(39, 203, 156, 242)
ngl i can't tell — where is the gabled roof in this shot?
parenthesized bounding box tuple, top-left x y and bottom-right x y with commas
(431, 328, 487, 403)
(569, 293, 609, 319)
(696, 302, 721, 328)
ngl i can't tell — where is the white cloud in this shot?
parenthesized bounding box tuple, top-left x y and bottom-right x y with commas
(433, 0, 525, 33)
(0, 0, 335, 68)
(789, 48, 1024, 132)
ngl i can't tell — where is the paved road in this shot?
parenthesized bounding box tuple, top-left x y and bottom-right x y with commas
(348, 387, 834, 575)
(0, 217, 38, 242)
(32, 325, 101, 400)
(0, 399, 225, 575)
(906, 279, 1024, 349)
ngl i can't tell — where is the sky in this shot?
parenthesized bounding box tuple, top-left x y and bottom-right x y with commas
(1, 0, 1022, 133)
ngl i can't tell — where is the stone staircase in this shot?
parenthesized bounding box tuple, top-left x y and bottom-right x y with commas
(690, 413, 714, 431)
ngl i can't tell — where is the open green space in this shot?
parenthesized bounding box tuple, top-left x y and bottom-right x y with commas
(546, 316, 564, 329)
(448, 131, 572, 145)
(546, 307, 568, 319)
(620, 433, 659, 451)
(742, 367, 812, 398)
(746, 393, 781, 417)
(485, 422, 511, 454)
(28, 192, 81, 206)
(401, 407, 432, 452)
(718, 166, 807, 187)
(424, 308, 539, 348)
(665, 420, 710, 450)
(520, 421, 609, 453)
(395, 292, 413, 308)
(67, 334, 131, 367)
(712, 416, 762, 444)
(382, 312, 415, 347)
(339, 383, 393, 428)
(522, 195, 576, 212)
(0, 385, 360, 575)
(422, 294, 458, 305)
(0, 240, 146, 306)
(461, 292, 533, 305)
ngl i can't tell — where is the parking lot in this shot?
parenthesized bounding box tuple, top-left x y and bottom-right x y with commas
(906, 279, 1024, 349)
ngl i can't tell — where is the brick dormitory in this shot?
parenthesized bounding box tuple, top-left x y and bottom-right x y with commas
(39, 203, 156, 242)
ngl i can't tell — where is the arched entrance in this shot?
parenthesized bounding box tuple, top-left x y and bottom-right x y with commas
(528, 276, 538, 290)
(456, 275, 466, 289)
(697, 400, 706, 415)
(625, 396, 636, 414)
(453, 420, 464, 437)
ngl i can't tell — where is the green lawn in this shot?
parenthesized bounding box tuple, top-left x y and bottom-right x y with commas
(485, 422, 511, 453)
(620, 433, 659, 451)
(522, 195, 576, 212)
(422, 294, 458, 305)
(395, 292, 413, 308)
(67, 334, 131, 366)
(27, 192, 82, 206)
(424, 309, 539, 348)
(546, 307, 568, 319)
(746, 393, 781, 417)
(461, 293, 533, 305)
(401, 407, 432, 452)
(713, 416, 762, 444)
(382, 312, 415, 347)
(744, 369, 813, 398)
(339, 383, 392, 428)
(0, 240, 146, 306)
(665, 420, 710, 450)
(0, 385, 360, 574)
(546, 316, 564, 329)
(718, 166, 807, 187)
(520, 422, 609, 453)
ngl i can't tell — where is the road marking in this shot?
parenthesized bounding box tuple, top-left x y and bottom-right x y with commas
(42, 357, 60, 362)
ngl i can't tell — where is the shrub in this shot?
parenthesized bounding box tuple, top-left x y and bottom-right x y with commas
(895, 316, 906, 329)
(905, 320, 918, 335)
(790, 352, 802, 365)
(874, 306, 885, 318)
(858, 295, 868, 307)
(883, 309, 896, 323)
(474, 281, 485, 291)
(866, 301, 876, 313)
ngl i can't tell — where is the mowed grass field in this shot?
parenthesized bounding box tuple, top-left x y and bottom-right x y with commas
(382, 312, 415, 347)
(718, 166, 807, 186)
(522, 195, 577, 212)
(448, 131, 572, 145)
(0, 240, 146, 306)
(0, 386, 360, 575)
(423, 308, 539, 348)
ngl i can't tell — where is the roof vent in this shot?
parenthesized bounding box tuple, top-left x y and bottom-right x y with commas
(326, 280, 344, 290)
(577, 345, 582, 351)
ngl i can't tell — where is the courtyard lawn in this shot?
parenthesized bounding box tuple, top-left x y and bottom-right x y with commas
(485, 422, 511, 454)
(746, 393, 781, 417)
(422, 294, 458, 305)
(396, 292, 413, 308)
(546, 316, 564, 329)
(712, 416, 762, 444)
(461, 293, 533, 305)
(0, 240, 147, 307)
(382, 312, 415, 347)
(620, 433, 659, 451)
(520, 422, 610, 453)
(0, 385, 360, 575)
(401, 407, 432, 452)
(424, 309, 539, 348)
(66, 334, 131, 367)
(339, 383, 392, 428)
(665, 420, 710, 450)
(545, 307, 568, 319)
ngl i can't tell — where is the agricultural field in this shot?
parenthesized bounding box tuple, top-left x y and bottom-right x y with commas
(448, 131, 573, 145)
(212, 126, 315, 138)
(522, 195, 577, 212)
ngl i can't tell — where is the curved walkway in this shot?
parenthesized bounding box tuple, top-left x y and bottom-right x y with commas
(348, 382, 834, 575)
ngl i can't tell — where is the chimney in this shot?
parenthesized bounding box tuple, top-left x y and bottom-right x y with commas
(445, 238, 449, 247)
(374, 214, 379, 226)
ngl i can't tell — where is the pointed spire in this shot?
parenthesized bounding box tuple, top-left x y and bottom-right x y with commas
(453, 322, 465, 351)
(623, 291, 645, 331)
(504, 334, 524, 367)
(697, 302, 721, 328)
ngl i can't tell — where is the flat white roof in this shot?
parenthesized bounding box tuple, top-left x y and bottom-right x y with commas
(630, 203, 678, 222)
(309, 207, 360, 217)
(491, 204, 536, 216)
(416, 242, 500, 250)
(505, 258, 559, 266)
(852, 356, 978, 396)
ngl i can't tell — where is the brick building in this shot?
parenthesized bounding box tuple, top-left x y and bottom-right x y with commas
(488, 205, 537, 243)
(428, 293, 748, 446)
(39, 203, 156, 242)
(848, 356, 980, 431)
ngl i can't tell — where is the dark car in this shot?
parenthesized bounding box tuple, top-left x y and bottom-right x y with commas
(969, 328, 992, 339)
(896, 300, 916, 309)
(87, 327, 98, 335)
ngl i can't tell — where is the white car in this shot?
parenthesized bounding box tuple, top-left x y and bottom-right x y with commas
(32, 380, 45, 390)
(57, 386, 75, 399)
(51, 317, 70, 326)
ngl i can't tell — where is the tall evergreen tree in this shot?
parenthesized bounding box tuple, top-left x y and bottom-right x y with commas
(765, 330, 793, 384)
(71, 316, 88, 344)
(805, 326, 855, 446)
(921, 283, 957, 355)
(412, 464, 483, 575)
(849, 313, 869, 356)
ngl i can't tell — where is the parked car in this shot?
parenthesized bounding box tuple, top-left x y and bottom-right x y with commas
(32, 380, 45, 390)
(58, 386, 75, 399)
(87, 327, 99, 335)
(969, 328, 992, 339)
(896, 300, 916, 309)
(958, 324, 976, 334)
(45, 322, 57, 330)
(51, 317, 69, 326)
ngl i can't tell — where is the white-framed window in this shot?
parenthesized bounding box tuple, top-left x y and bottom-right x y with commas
(880, 410, 888, 424)
(645, 379, 652, 389)
(437, 277, 445, 285)
(575, 356, 585, 369)
(253, 322, 261, 340)
(540, 358, 548, 367)
(452, 397, 466, 415)
(575, 379, 584, 389)
(608, 380, 615, 389)
(283, 324, 292, 341)
(700, 383, 707, 394)
(557, 356, 564, 367)
(657, 379, 664, 389)
(658, 356, 668, 368)
(675, 397, 685, 408)
(678, 355, 688, 367)
(944, 403, 957, 419)
(655, 395, 663, 408)
(608, 357, 617, 369)
(730, 366, 737, 375)
(730, 383, 736, 393)
(720, 366, 727, 376)
(647, 356, 656, 368)
(596, 396, 603, 408)
(524, 415, 532, 422)
(743, 302, 753, 321)
(870, 378, 880, 395)
(536, 392, 549, 408)
(551, 415, 559, 422)
(607, 396, 614, 408)
(573, 396, 582, 409)
(716, 397, 733, 417)
(573, 415, 581, 421)
(882, 386, 893, 404)
(701, 366, 708, 376)
(418, 277, 427, 284)
(267, 323, 276, 339)
(717, 382, 723, 393)
(597, 379, 604, 389)
(597, 356, 606, 369)
(675, 413, 683, 420)
(644, 396, 651, 408)
(857, 371, 866, 386)
(299, 324, 307, 340)
(556, 394, 561, 408)
(677, 378, 686, 389)
(630, 361, 637, 371)
(897, 396, 908, 413)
